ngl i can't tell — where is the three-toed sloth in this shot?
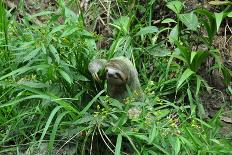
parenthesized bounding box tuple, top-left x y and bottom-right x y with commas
(88, 56, 143, 102)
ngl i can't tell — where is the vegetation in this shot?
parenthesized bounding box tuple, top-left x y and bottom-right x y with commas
(0, 0, 231, 154)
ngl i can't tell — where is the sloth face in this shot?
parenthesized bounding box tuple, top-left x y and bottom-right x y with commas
(105, 66, 127, 85)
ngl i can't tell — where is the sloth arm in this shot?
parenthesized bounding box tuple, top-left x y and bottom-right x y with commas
(88, 59, 107, 81)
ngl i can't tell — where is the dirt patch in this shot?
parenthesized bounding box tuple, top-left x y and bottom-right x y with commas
(201, 89, 232, 139)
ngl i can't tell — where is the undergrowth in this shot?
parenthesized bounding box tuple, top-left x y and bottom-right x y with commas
(0, 0, 232, 154)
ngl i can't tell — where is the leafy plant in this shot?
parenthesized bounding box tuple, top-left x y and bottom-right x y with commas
(0, 0, 231, 154)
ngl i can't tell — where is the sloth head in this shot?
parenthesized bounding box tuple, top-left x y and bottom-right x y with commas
(105, 59, 130, 85)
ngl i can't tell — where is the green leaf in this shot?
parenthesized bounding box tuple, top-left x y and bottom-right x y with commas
(73, 114, 93, 125)
(148, 123, 158, 144)
(166, 1, 183, 14)
(17, 81, 48, 88)
(112, 16, 130, 33)
(169, 136, 180, 155)
(114, 134, 122, 155)
(214, 12, 224, 32)
(161, 18, 177, 23)
(179, 136, 195, 150)
(190, 51, 197, 64)
(190, 51, 209, 71)
(0, 65, 49, 81)
(30, 11, 53, 18)
(38, 106, 62, 147)
(23, 48, 41, 62)
(49, 25, 66, 34)
(80, 90, 105, 116)
(135, 26, 158, 36)
(64, 7, 78, 20)
(169, 25, 179, 43)
(148, 46, 171, 57)
(48, 111, 69, 154)
(196, 75, 201, 96)
(227, 86, 232, 95)
(177, 68, 194, 89)
(179, 12, 199, 31)
(195, 118, 212, 128)
(58, 69, 73, 84)
(49, 44, 60, 64)
(60, 27, 78, 38)
(185, 127, 203, 146)
(228, 12, 232, 17)
(187, 88, 195, 116)
(195, 9, 216, 45)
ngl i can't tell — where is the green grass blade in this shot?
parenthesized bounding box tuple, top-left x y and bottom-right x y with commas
(80, 90, 105, 116)
(38, 106, 62, 148)
(114, 134, 122, 155)
(177, 68, 194, 90)
(48, 111, 69, 154)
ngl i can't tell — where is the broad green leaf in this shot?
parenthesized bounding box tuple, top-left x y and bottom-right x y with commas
(185, 127, 203, 146)
(197, 100, 206, 118)
(162, 18, 177, 23)
(214, 12, 224, 32)
(190, 51, 209, 71)
(75, 73, 89, 81)
(114, 134, 122, 155)
(58, 69, 73, 84)
(126, 132, 149, 142)
(13, 41, 35, 50)
(196, 75, 201, 96)
(64, 7, 78, 20)
(23, 48, 41, 62)
(49, 44, 60, 64)
(60, 27, 78, 38)
(179, 12, 199, 31)
(179, 136, 195, 150)
(228, 86, 232, 95)
(176, 44, 191, 66)
(187, 88, 194, 109)
(135, 26, 158, 36)
(17, 81, 48, 88)
(166, 1, 183, 14)
(109, 99, 124, 110)
(30, 11, 53, 18)
(190, 51, 197, 64)
(228, 12, 232, 17)
(194, 9, 216, 45)
(177, 68, 194, 89)
(195, 118, 212, 128)
(112, 16, 130, 33)
(221, 66, 232, 85)
(169, 25, 179, 43)
(169, 136, 180, 155)
(187, 88, 197, 116)
(148, 123, 158, 144)
(200, 76, 212, 93)
(0, 65, 49, 80)
(153, 144, 169, 154)
(148, 46, 171, 57)
(49, 25, 66, 34)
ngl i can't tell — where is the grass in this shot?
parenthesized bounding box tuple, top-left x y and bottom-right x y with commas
(0, 0, 232, 154)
